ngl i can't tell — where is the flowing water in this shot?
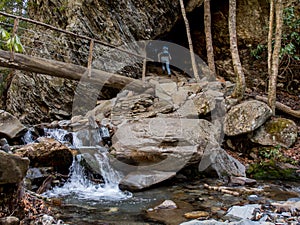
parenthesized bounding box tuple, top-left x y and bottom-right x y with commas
(23, 128, 300, 224)
(34, 128, 166, 224)
(43, 153, 132, 201)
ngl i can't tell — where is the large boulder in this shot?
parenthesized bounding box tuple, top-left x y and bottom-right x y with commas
(15, 137, 73, 175)
(0, 110, 26, 139)
(0, 151, 29, 185)
(112, 118, 220, 171)
(251, 117, 298, 148)
(224, 100, 272, 136)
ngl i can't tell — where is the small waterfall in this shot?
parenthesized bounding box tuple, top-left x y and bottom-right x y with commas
(44, 128, 69, 143)
(40, 128, 132, 201)
(44, 151, 131, 201)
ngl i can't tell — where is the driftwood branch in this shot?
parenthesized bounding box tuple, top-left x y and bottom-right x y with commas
(0, 50, 151, 93)
(255, 95, 300, 118)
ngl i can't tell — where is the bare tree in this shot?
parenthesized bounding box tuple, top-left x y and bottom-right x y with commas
(204, 0, 216, 80)
(179, 0, 201, 83)
(268, 0, 284, 115)
(228, 0, 245, 100)
(267, 0, 275, 77)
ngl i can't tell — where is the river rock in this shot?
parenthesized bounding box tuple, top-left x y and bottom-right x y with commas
(154, 200, 177, 209)
(15, 138, 73, 174)
(0, 151, 29, 184)
(0, 216, 20, 225)
(251, 117, 298, 148)
(146, 200, 194, 225)
(77, 146, 115, 177)
(271, 200, 300, 212)
(230, 176, 257, 186)
(225, 204, 261, 220)
(175, 89, 223, 119)
(180, 219, 227, 225)
(224, 100, 272, 136)
(180, 219, 272, 225)
(0, 138, 11, 153)
(0, 110, 26, 139)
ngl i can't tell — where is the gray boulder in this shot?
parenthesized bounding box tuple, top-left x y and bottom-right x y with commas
(251, 117, 298, 148)
(0, 110, 26, 139)
(224, 100, 272, 136)
(112, 118, 220, 170)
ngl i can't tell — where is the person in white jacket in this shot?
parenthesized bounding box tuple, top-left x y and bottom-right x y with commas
(158, 46, 172, 76)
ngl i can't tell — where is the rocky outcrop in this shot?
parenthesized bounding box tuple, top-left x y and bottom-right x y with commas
(7, 71, 76, 124)
(6, 0, 203, 124)
(0, 109, 26, 139)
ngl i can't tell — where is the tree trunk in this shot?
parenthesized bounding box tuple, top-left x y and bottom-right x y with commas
(268, 0, 284, 115)
(179, 0, 201, 83)
(0, 49, 149, 93)
(204, 0, 216, 80)
(228, 0, 245, 100)
(267, 0, 275, 77)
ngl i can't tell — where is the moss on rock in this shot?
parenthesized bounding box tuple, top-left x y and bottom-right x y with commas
(246, 160, 300, 181)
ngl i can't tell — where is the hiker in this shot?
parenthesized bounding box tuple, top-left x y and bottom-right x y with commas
(158, 46, 172, 76)
(99, 125, 112, 147)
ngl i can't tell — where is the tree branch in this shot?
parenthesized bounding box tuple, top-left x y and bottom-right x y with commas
(255, 95, 300, 118)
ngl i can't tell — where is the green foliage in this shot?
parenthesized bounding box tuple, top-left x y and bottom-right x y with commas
(0, 0, 27, 16)
(281, 6, 300, 60)
(250, 5, 300, 61)
(258, 145, 298, 166)
(0, 27, 25, 52)
(258, 145, 282, 160)
(250, 44, 266, 60)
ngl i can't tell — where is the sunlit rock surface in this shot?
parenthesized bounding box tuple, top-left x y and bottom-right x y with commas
(224, 100, 272, 136)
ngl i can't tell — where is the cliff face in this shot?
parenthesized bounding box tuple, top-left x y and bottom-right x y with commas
(8, 0, 203, 124)
(4, 0, 292, 124)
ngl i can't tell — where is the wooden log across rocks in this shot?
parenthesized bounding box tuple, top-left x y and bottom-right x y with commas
(0, 49, 152, 93)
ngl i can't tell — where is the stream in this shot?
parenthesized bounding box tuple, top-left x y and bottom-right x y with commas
(23, 129, 300, 225)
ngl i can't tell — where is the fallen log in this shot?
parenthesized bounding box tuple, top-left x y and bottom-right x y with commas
(255, 95, 300, 118)
(0, 50, 151, 93)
